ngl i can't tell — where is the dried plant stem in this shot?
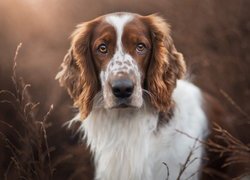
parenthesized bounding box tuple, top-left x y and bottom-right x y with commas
(0, 43, 55, 180)
(176, 139, 199, 180)
(162, 162, 170, 180)
(220, 89, 250, 120)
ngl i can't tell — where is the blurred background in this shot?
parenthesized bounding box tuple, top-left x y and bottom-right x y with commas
(0, 0, 249, 179)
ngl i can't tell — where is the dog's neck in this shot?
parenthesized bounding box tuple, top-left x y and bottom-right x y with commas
(77, 104, 160, 180)
(81, 104, 159, 146)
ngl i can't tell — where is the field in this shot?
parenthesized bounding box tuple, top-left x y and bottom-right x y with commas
(0, 0, 249, 179)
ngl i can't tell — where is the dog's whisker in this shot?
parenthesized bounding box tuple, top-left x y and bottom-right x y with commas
(142, 89, 154, 99)
(92, 91, 103, 103)
(92, 91, 105, 109)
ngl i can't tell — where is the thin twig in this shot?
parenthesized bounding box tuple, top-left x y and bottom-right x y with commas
(162, 162, 170, 180)
(220, 89, 250, 120)
(176, 139, 199, 180)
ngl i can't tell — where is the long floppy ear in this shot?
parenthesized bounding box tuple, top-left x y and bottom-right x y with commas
(144, 14, 186, 112)
(56, 20, 100, 119)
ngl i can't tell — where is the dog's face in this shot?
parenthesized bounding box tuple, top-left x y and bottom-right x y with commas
(56, 13, 186, 118)
(93, 15, 152, 109)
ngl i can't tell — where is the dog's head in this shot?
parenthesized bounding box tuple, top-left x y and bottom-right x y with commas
(56, 12, 186, 118)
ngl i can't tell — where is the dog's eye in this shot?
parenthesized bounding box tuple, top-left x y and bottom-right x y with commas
(98, 44, 108, 54)
(136, 43, 146, 53)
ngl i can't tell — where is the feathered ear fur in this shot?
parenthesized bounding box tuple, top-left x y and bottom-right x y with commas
(143, 14, 186, 112)
(56, 20, 100, 119)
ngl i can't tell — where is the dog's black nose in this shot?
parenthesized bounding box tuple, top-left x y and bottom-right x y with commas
(111, 79, 134, 98)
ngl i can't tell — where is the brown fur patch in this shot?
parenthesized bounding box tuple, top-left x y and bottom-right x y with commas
(56, 18, 102, 119)
(157, 105, 175, 129)
(142, 14, 186, 113)
(91, 21, 116, 71)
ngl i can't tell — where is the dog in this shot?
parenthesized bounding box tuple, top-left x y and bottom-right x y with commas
(56, 12, 240, 180)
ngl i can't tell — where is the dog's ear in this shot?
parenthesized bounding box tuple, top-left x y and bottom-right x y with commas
(56, 20, 100, 119)
(56, 49, 82, 99)
(143, 14, 186, 112)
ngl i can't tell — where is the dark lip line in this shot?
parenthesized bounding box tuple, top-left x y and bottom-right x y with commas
(111, 103, 136, 109)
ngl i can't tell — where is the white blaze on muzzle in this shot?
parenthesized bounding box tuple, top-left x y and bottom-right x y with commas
(99, 14, 143, 108)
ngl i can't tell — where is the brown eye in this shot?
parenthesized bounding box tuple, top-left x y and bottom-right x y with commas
(136, 43, 146, 53)
(98, 44, 108, 54)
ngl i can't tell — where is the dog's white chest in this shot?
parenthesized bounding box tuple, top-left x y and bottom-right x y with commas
(77, 80, 208, 180)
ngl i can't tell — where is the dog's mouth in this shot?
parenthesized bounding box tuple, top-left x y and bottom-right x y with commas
(111, 98, 136, 109)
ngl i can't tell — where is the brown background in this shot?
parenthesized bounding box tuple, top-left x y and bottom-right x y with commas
(0, 0, 249, 179)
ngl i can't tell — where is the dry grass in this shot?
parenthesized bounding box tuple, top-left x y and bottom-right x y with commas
(204, 125, 250, 180)
(0, 43, 54, 179)
(0, 44, 94, 180)
(176, 123, 250, 179)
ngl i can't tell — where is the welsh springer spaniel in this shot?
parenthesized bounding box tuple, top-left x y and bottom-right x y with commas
(56, 12, 235, 180)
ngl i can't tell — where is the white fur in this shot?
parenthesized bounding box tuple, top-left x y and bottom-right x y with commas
(72, 80, 208, 180)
